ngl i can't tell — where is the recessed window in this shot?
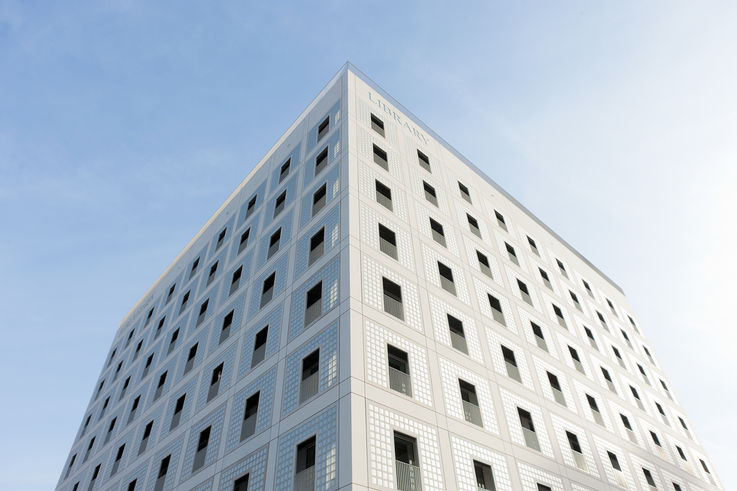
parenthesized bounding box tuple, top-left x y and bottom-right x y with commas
(273, 190, 287, 218)
(238, 228, 251, 254)
(650, 430, 662, 447)
(643, 467, 656, 487)
(606, 298, 618, 317)
(155, 316, 166, 338)
(476, 250, 492, 278)
(295, 436, 317, 487)
(216, 228, 227, 250)
(315, 147, 328, 175)
(127, 479, 137, 491)
(167, 328, 179, 355)
(537, 485, 552, 491)
(601, 367, 616, 393)
(196, 299, 209, 326)
(229, 266, 243, 296)
(458, 181, 472, 203)
(83, 437, 95, 462)
(184, 343, 198, 374)
(245, 195, 258, 220)
(438, 261, 456, 295)
(111, 445, 124, 476)
(241, 392, 260, 441)
(166, 284, 176, 304)
(587, 394, 604, 425)
(371, 113, 385, 136)
(154, 455, 170, 491)
(487, 294, 506, 325)
(459, 379, 482, 426)
(142, 354, 153, 379)
(299, 350, 320, 403)
(417, 149, 431, 172)
(518, 408, 540, 450)
(219, 310, 234, 344)
(501, 346, 521, 382)
(317, 116, 329, 141)
(569, 346, 584, 374)
(207, 364, 224, 402)
(189, 257, 200, 281)
(531, 322, 547, 351)
(608, 451, 621, 471)
(252, 326, 268, 367)
(394, 432, 421, 488)
(423, 181, 438, 206)
(104, 417, 117, 444)
(375, 179, 393, 210)
(556, 259, 568, 278)
(429, 217, 446, 247)
(382, 277, 404, 320)
(566, 431, 587, 471)
(552, 303, 567, 328)
(495, 210, 507, 231)
(569, 290, 581, 311)
(145, 307, 154, 326)
(517, 279, 532, 305)
(267, 228, 282, 259)
(631, 385, 644, 410)
(527, 236, 539, 255)
(192, 426, 211, 472)
(206, 261, 218, 286)
(582, 279, 593, 297)
(467, 213, 481, 238)
(312, 184, 327, 216)
(473, 460, 495, 490)
(304, 281, 323, 326)
(279, 158, 291, 183)
(234, 474, 249, 491)
(308, 228, 325, 265)
(65, 454, 77, 479)
(387, 345, 412, 396)
(373, 144, 388, 170)
(127, 396, 140, 424)
(138, 421, 152, 455)
(547, 372, 566, 405)
(621, 329, 633, 348)
(378, 224, 398, 259)
(170, 394, 185, 430)
(179, 290, 190, 314)
(538, 267, 552, 289)
(447, 314, 468, 354)
(119, 376, 130, 400)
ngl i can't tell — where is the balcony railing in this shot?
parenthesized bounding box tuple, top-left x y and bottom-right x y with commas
(440, 276, 456, 296)
(380, 238, 398, 260)
(299, 372, 320, 404)
(251, 345, 266, 368)
(383, 295, 404, 320)
(462, 400, 483, 427)
(522, 427, 540, 451)
(304, 301, 322, 326)
(240, 414, 257, 441)
(552, 388, 566, 406)
(505, 362, 521, 383)
(573, 451, 588, 472)
(395, 460, 422, 491)
(388, 367, 413, 397)
(449, 331, 468, 354)
(294, 466, 315, 491)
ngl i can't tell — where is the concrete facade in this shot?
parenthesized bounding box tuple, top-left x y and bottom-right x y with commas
(56, 64, 721, 491)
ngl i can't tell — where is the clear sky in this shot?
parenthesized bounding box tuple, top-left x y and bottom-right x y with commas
(1, 1, 735, 489)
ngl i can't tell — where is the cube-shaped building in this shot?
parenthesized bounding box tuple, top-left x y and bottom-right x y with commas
(56, 64, 721, 491)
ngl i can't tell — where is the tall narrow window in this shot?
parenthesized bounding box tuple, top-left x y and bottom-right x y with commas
(556, 259, 568, 278)
(104, 417, 117, 444)
(189, 257, 200, 281)
(531, 322, 547, 351)
(204, 261, 217, 286)
(429, 218, 446, 247)
(547, 372, 566, 406)
(139, 421, 153, 455)
(417, 149, 431, 172)
(88, 464, 100, 490)
(317, 116, 329, 141)
(154, 455, 170, 491)
(587, 394, 604, 426)
(447, 314, 468, 354)
(219, 310, 234, 344)
(279, 158, 291, 183)
(423, 181, 438, 206)
(584, 327, 598, 350)
(371, 113, 385, 136)
(582, 279, 593, 297)
(373, 144, 388, 170)
(382, 277, 404, 320)
(566, 431, 587, 471)
(487, 294, 506, 325)
(601, 367, 616, 393)
(166, 284, 176, 304)
(240, 392, 260, 441)
(308, 228, 325, 265)
(467, 213, 481, 238)
(238, 228, 251, 254)
(83, 436, 95, 462)
(539, 268, 552, 289)
(192, 426, 211, 472)
(207, 363, 224, 402)
(552, 304, 567, 328)
(142, 354, 153, 379)
(299, 350, 320, 403)
(196, 299, 209, 326)
(631, 385, 645, 410)
(643, 468, 656, 487)
(473, 460, 496, 490)
(312, 184, 327, 216)
(251, 326, 268, 367)
(154, 372, 167, 400)
(517, 279, 532, 305)
(495, 211, 507, 231)
(608, 451, 622, 471)
(245, 195, 258, 220)
(458, 181, 472, 203)
(215, 228, 227, 250)
(375, 179, 393, 210)
(314, 147, 328, 175)
(387, 345, 412, 396)
(111, 445, 125, 476)
(128, 396, 140, 424)
(229, 266, 243, 296)
(527, 236, 539, 255)
(459, 379, 482, 426)
(394, 432, 421, 491)
(170, 394, 185, 430)
(378, 223, 398, 259)
(179, 290, 190, 315)
(65, 454, 77, 479)
(501, 346, 521, 382)
(184, 343, 198, 374)
(295, 436, 317, 491)
(267, 228, 281, 259)
(570, 291, 582, 311)
(167, 329, 179, 355)
(569, 346, 584, 374)
(518, 408, 540, 450)
(437, 261, 456, 295)
(477, 250, 493, 278)
(234, 474, 250, 491)
(260, 272, 276, 307)
(304, 282, 323, 326)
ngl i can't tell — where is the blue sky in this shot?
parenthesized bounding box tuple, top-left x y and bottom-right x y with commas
(1, 1, 735, 489)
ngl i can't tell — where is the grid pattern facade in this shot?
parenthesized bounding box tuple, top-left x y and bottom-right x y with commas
(56, 65, 721, 491)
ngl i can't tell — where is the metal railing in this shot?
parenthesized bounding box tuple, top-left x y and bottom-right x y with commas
(388, 367, 413, 397)
(573, 451, 588, 472)
(251, 345, 266, 368)
(294, 466, 315, 491)
(449, 331, 468, 354)
(299, 372, 320, 404)
(440, 276, 457, 296)
(304, 301, 322, 326)
(491, 309, 506, 326)
(431, 230, 446, 247)
(380, 238, 398, 259)
(377, 192, 393, 211)
(383, 295, 404, 320)
(395, 460, 422, 491)
(505, 362, 521, 383)
(240, 414, 257, 441)
(462, 400, 483, 427)
(552, 388, 567, 406)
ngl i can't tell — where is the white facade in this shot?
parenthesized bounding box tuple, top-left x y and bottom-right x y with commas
(56, 64, 721, 491)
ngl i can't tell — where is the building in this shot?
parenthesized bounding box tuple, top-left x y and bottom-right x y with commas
(56, 63, 721, 491)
